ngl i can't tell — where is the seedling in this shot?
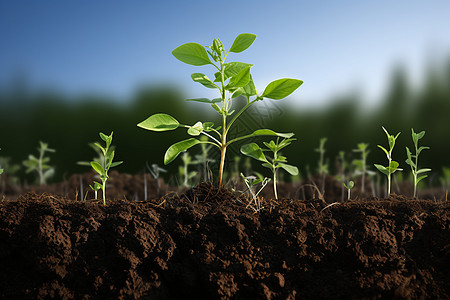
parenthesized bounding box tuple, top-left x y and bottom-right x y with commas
(405, 128, 431, 198)
(352, 143, 372, 193)
(194, 136, 215, 182)
(374, 126, 402, 196)
(240, 173, 271, 212)
(343, 180, 354, 200)
(89, 132, 123, 205)
(178, 152, 198, 187)
(138, 33, 302, 186)
(315, 137, 329, 193)
(147, 163, 167, 198)
(241, 137, 298, 200)
(23, 141, 55, 185)
(336, 151, 350, 201)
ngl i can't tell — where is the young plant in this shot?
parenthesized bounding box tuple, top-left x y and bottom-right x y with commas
(147, 163, 167, 198)
(315, 137, 329, 193)
(240, 173, 271, 212)
(89, 132, 123, 205)
(343, 180, 354, 200)
(374, 126, 402, 196)
(138, 33, 303, 186)
(178, 152, 198, 187)
(23, 141, 55, 185)
(352, 143, 371, 193)
(241, 137, 298, 200)
(405, 128, 431, 198)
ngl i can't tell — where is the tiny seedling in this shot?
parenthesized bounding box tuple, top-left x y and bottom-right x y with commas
(138, 33, 302, 187)
(352, 143, 373, 193)
(241, 137, 298, 200)
(178, 152, 198, 187)
(240, 173, 271, 212)
(405, 128, 431, 199)
(23, 141, 55, 185)
(343, 180, 354, 200)
(89, 132, 123, 205)
(147, 162, 167, 198)
(315, 137, 329, 176)
(374, 126, 402, 196)
(315, 137, 329, 193)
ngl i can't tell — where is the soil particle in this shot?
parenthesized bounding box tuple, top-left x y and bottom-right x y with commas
(0, 183, 449, 299)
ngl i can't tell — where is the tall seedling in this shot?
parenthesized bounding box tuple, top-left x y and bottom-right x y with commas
(374, 126, 402, 196)
(405, 128, 431, 199)
(138, 34, 303, 186)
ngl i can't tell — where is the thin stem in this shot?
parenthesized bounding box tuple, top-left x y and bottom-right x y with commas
(273, 167, 278, 200)
(225, 100, 257, 135)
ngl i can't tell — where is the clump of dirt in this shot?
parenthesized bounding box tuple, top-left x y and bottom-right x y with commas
(0, 183, 448, 299)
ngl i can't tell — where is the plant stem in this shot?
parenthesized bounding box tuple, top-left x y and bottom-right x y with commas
(273, 167, 278, 200)
(102, 179, 106, 206)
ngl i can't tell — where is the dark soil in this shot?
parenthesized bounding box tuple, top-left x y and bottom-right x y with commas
(0, 176, 449, 299)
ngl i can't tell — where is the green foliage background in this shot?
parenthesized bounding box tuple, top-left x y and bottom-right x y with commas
(1, 60, 449, 185)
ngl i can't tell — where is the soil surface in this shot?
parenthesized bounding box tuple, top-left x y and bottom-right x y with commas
(0, 180, 449, 300)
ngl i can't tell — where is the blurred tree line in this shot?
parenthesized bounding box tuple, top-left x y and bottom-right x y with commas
(0, 58, 449, 186)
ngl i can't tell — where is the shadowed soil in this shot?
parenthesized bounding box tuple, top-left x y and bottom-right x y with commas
(0, 182, 449, 299)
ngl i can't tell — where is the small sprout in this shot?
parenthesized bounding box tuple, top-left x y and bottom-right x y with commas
(343, 180, 354, 200)
(89, 132, 123, 205)
(405, 128, 431, 199)
(179, 152, 198, 187)
(241, 137, 298, 200)
(146, 163, 167, 199)
(23, 141, 55, 185)
(315, 137, 329, 176)
(374, 126, 402, 196)
(240, 173, 271, 212)
(89, 181, 102, 200)
(352, 143, 372, 193)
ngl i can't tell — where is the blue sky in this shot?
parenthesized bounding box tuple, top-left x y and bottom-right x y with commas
(1, 1, 449, 108)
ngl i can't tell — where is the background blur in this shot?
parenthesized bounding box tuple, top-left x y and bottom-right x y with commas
(1, 1, 450, 185)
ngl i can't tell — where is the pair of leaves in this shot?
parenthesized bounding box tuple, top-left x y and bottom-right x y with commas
(374, 161, 400, 177)
(172, 33, 256, 66)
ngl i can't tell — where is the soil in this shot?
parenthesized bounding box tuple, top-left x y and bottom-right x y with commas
(0, 174, 449, 299)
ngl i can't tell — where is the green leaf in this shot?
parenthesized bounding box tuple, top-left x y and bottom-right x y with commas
(388, 161, 400, 174)
(164, 138, 201, 165)
(90, 161, 104, 176)
(99, 132, 109, 142)
(417, 168, 431, 174)
(278, 163, 299, 176)
(240, 143, 268, 163)
(374, 164, 389, 176)
(417, 175, 428, 184)
(186, 98, 221, 103)
(262, 78, 303, 100)
(417, 146, 430, 156)
(191, 73, 218, 89)
(211, 103, 222, 114)
(110, 161, 123, 168)
(138, 113, 180, 131)
(344, 181, 354, 189)
(224, 62, 253, 77)
(94, 142, 106, 155)
(377, 145, 389, 159)
(241, 76, 257, 100)
(187, 121, 203, 136)
(229, 33, 257, 53)
(172, 42, 211, 66)
(250, 129, 294, 139)
(229, 66, 251, 88)
(231, 89, 243, 99)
